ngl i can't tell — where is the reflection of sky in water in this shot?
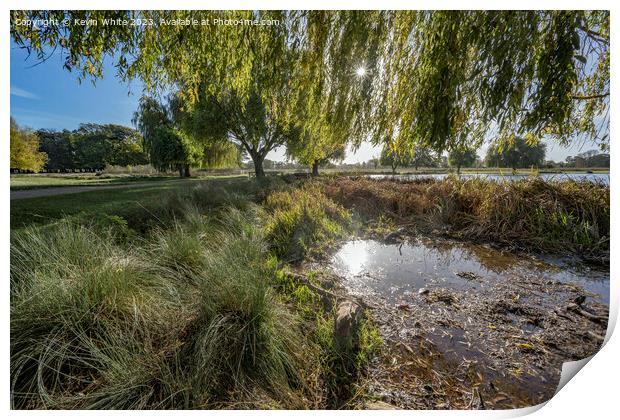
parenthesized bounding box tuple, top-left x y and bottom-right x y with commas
(335, 240, 369, 276)
(366, 173, 609, 186)
(331, 239, 609, 304)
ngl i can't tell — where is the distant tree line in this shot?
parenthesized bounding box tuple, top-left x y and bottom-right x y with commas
(378, 136, 548, 173)
(37, 123, 149, 172)
(484, 136, 547, 170)
(10, 119, 150, 173)
(565, 150, 610, 168)
(380, 144, 441, 174)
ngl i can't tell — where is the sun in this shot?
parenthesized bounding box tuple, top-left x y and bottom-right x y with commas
(355, 67, 367, 77)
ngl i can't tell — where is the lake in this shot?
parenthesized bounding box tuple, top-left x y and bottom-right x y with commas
(366, 172, 609, 185)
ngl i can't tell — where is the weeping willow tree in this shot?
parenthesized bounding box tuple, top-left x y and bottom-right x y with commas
(10, 10, 388, 177)
(369, 10, 609, 158)
(11, 10, 610, 167)
(132, 95, 239, 177)
(286, 127, 346, 176)
(285, 11, 388, 175)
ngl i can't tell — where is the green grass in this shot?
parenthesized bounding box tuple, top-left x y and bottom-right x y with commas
(10, 176, 258, 230)
(264, 183, 352, 261)
(10, 204, 318, 408)
(10, 174, 176, 190)
(10, 176, 366, 409)
(11, 182, 189, 229)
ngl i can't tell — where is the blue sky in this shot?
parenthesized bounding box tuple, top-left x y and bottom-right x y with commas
(10, 41, 602, 163)
(10, 42, 142, 131)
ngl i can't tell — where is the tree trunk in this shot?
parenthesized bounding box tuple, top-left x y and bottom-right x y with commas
(457, 164, 462, 175)
(184, 164, 191, 178)
(391, 163, 397, 175)
(253, 155, 266, 178)
(312, 160, 319, 177)
(178, 166, 184, 178)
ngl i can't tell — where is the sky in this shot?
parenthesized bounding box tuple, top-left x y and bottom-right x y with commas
(10, 41, 603, 164)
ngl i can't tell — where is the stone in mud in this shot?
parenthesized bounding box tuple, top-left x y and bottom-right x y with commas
(425, 289, 458, 306)
(334, 300, 363, 352)
(418, 287, 430, 295)
(573, 295, 587, 306)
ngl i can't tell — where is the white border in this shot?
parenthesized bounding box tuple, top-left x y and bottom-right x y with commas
(3, 1, 618, 419)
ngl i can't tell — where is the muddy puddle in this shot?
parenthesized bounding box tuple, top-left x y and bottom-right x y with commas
(330, 238, 610, 409)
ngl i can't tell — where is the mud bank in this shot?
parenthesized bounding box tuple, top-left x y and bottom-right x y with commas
(326, 237, 609, 409)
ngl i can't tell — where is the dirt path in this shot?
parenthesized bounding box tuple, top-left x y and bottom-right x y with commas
(10, 179, 193, 200)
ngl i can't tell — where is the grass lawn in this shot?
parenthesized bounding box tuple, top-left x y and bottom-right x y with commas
(10, 175, 256, 230)
(10, 174, 176, 190)
(11, 180, 192, 229)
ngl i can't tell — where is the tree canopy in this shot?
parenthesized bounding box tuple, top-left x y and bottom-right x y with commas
(485, 136, 547, 170)
(369, 11, 609, 156)
(448, 147, 478, 174)
(36, 123, 148, 171)
(133, 95, 240, 177)
(11, 10, 610, 170)
(181, 87, 295, 177)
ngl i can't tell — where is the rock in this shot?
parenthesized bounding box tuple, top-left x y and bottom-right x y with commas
(426, 289, 458, 306)
(366, 401, 398, 410)
(418, 287, 430, 295)
(334, 300, 363, 352)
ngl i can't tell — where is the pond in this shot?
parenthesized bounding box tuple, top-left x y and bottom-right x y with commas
(330, 238, 610, 408)
(366, 172, 610, 185)
(331, 239, 609, 304)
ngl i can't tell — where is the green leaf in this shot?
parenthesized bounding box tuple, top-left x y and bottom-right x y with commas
(572, 31, 580, 50)
(575, 55, 587, 64)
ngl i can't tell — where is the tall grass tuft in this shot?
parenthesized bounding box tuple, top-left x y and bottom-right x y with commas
(265, 183, 352, 261)
(10, 222, 187, 408)
(11, 204, 316, 408)
(180, 218, 310, 407)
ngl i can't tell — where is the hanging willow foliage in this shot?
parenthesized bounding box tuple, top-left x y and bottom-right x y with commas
(11, 10, 610, 160)
(369, 10, 609, 153)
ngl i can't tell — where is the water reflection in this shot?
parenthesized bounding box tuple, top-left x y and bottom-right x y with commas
(366, 172, 609, 185)
(335, 239, 369, 276)
(331, 239, 609, 304)
(331, 238, 610, 408)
